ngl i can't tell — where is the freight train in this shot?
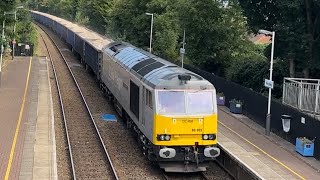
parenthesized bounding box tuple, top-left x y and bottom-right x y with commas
(32, 10, 220, 172)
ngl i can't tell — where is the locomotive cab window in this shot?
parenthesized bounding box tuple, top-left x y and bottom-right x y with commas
(146, 89, 153, 109)
(186, 91, 214, 114)
(157, 90, 215, 115)
(157, 91, 185, 114)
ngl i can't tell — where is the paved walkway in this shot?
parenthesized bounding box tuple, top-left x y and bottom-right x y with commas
(218, 105, 320, 180)
(0, 56, 57, 180)
(0, 57, 32, 179)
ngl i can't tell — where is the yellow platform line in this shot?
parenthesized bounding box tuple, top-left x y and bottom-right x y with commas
(4, 57, 32, 180)
(219, 121, 306, 180)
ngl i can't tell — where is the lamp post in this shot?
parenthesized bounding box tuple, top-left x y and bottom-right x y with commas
(145, 13, 154, 53)
(12, 6, 23, 60)
(180, 28, 186, 68)
(0, 15, 6, 88)
(258, 29, 275, 136)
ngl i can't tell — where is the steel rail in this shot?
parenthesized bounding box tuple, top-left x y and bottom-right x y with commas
(38, 29, 77, 179)
(37, 23, 119, 180)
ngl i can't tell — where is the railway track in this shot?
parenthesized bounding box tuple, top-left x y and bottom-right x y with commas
(37, 24, 119, 180)
(162, 172, 209, 180)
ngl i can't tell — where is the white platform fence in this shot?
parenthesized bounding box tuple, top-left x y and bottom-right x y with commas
(282, 78, 320, 115)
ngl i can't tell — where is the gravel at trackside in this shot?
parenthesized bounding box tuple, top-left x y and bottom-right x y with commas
(203, 162, 232, 179)
(37, 24, 115, 179)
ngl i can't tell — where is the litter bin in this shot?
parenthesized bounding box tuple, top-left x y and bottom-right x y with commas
(281, 115, 291, 132)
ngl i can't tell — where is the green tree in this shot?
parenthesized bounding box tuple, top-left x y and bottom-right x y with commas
(98, 0, 181, 60)
(229, 58, 288, 99)
(32, 0, 265, 77)
(239, 0, 320, 78)
(0, 0, 17, 45)
(176, 0, 262, 76)
(16, 9, 38, 45)
(79, 0, 105, 33)
(106, 0, 151, 46)
(1, 0, 36, 48)
(29, 0, 281, 96)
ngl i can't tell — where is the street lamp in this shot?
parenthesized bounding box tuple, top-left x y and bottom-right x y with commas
(12, 6, 24, 60)
(180, 28, 186, 68)
(258, 29, 275, 136)
(145, 12, 154, 53)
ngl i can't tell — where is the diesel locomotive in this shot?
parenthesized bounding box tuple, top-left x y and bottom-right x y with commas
(32, 10, 220, 172)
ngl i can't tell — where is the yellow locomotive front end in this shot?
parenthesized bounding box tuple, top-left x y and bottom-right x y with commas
(152, 89, 220, 172)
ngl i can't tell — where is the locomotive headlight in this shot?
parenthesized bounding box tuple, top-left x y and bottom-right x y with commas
(203, 134, 216, 140)
(158, 134, 171, 141)
(160, 135, 165, 141)
(165, 135, 171, 141)
(203, 134, 209, 140)
(208, 134, 216, 140)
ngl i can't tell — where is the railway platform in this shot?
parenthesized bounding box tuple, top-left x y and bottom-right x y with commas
(218, 105, 320, 179)
(0, 56, 57, 180)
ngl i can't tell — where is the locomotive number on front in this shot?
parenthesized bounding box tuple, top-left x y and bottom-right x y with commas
(182, 119, 193, 123)
(191, 128, 203, 132)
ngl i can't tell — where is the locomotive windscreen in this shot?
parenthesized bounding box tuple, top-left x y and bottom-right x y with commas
(157, 90, 214, 115)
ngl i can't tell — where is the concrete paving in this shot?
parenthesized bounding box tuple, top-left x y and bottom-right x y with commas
(218, 105, 320, 180)
(17, 56, 57, 180)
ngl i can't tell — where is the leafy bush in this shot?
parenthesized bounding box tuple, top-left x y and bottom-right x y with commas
(15, 9, 38, 46)
(226, 57, 289, 99)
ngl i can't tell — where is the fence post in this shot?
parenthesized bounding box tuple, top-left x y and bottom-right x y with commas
(315, 81, 320, 114)
(282, 78, 286, 104)
(299, 80, 303, 110)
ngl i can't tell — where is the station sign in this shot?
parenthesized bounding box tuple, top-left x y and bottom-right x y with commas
(180, 48, 185, 54)
(264, 79, 274, 89)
